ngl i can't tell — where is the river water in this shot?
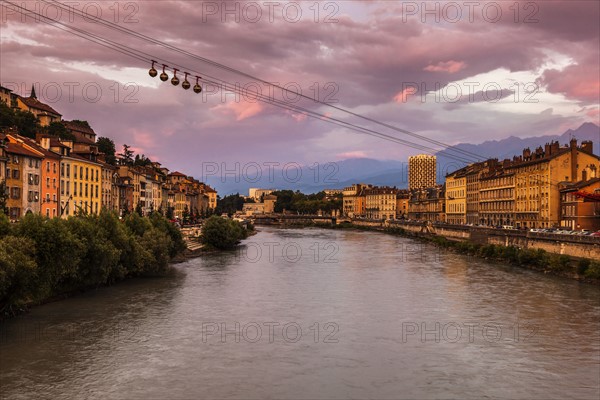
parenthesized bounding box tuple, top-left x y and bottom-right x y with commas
(1, 227, 599, 399)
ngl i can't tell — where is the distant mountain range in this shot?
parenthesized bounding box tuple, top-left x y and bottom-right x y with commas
(209, 122, 600, 195)
(436, 122, 600, 174)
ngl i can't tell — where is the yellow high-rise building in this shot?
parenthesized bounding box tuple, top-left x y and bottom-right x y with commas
(408, 154, 436, 190)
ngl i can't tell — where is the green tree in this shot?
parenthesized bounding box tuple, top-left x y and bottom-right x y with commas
(215, 193, 247, 215)
(97, 136, 117, 165)
(45, 121, 75, 140)
(135, 201, 144, 216)
(201, 216, 247, 250)
(149, 212, 186, 257)
(182, 205, 190, 224)
(0, 181, 8, 215)
(166, 206, 174, 220)
(13, 109, 40, 138)
(0, 102, 41, 138)
(13, 214, 86, 297)
(0, 101, 16, 130)
(70, 120, 91, 129)
(0, 211, 11, 237)
(134, 154, 152, 166)
(0, 236, 37, 314)
(119, 144, 134, 165)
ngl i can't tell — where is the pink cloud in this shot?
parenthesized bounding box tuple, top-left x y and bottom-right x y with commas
(211, 100, 264, 121)
(585, 107, 600, 124)
(393, 87, 418, 103)
(539, 61, 600, 104)
(285, 110, 308, 122)
(337, 151, 369, 159)
(424, 60, 467, 74)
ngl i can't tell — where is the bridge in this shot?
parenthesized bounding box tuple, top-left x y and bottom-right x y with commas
(251, 214, 337, 225)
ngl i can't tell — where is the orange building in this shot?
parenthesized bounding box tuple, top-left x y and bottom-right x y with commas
(560, 178, 600, 231)
(19, 136, 62, 218)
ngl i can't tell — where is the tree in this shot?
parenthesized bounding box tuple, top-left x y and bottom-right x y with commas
(97, 136, 117, 165)
(182, 205, 190, 224)
(0, 102, 41, 138)
(134, 154, 152, 166)
(0, 101, 16, 130)
(45, 121, 75, 140)
(201, 216, 248, 250)
(119, 144, 134, 165)
(166, 206, 174, 220)
(13, 109, 40, 139)
(0, 181, 8, 215)
(135, 201, 143, 216)
(70, 120, 91, 129)
(215, 193, 246, 215)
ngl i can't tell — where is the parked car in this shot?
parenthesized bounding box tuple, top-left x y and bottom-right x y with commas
(591, 231, 600, 237)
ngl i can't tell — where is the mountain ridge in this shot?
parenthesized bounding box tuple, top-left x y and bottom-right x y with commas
(209, 123, 600, 195)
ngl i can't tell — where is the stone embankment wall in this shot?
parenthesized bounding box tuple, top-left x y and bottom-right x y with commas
(350, 219, 600, 260)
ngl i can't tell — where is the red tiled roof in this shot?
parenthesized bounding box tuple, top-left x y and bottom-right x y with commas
(49, 138, 69, 148)
(18, 96, 61, 116)
(18, 136, 61, 159)
(6, 142, 43, 158)
(169, 171, 187, 177)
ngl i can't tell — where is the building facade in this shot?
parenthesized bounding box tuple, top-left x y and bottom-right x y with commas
(560, 178, 600, 231)
(408, 154, 436, 190)
(445, 169, 467, 225)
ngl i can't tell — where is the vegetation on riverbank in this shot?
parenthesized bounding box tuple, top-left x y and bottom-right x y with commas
(0, 211, 186, 318)
(200, 215, 250, 250)
(312, 221, 600, 282)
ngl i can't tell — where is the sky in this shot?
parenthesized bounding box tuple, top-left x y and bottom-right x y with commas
(1, 0, 599, 179)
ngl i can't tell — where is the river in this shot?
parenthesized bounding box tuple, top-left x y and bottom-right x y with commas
(1, 227, 599, 399)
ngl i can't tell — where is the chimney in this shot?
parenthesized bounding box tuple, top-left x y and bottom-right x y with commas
(536, 146, 543, 155)
(40, 137, 50, 150)
(545, 143, 550, 156)
(551, 141, 560, 154)
(581, 140, 593, 154)
(523, 148, 531, 159)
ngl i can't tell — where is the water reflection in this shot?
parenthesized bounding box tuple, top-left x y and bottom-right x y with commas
(0, 227, 598, 400)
